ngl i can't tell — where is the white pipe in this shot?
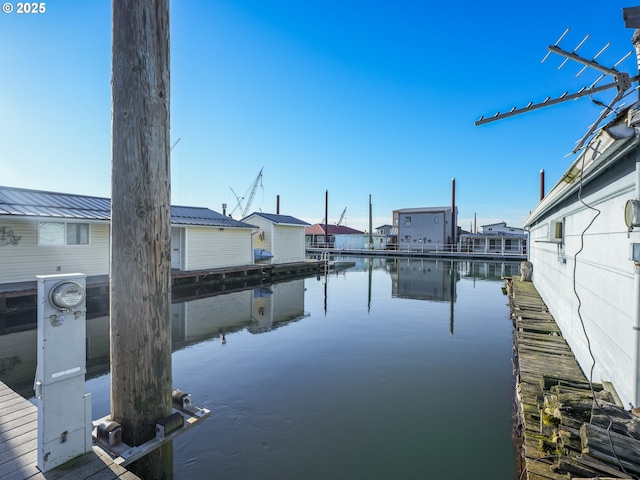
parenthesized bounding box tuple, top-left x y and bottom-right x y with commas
(633, 150, 640, 407)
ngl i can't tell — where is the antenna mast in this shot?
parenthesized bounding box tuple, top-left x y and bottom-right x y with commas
(475, 24, 639, 153)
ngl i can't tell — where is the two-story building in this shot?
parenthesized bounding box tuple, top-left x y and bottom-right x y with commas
(392, 207, 457, 251)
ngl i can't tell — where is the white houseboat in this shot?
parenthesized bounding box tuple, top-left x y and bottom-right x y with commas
(0, 186, 257, 285)
(242, 212, 309, 264)
(524, 103, 640, 408)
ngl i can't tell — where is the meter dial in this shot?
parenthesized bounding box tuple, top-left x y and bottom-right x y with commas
(49, 282, 86, 309)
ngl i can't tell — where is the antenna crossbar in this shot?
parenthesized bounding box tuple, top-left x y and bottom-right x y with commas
(476, 24, 639, 155)
(474, 80, 624, 126)
(546, 45, 622, 77)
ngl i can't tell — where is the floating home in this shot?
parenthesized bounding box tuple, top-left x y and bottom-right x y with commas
(242, 212, 309, 264)
(524, 102, 640, 408)
(458, 221, 528, 256)
(305, 223, 378, 250)
(0, 186, 257, 285)
(391, 206, 457, 251)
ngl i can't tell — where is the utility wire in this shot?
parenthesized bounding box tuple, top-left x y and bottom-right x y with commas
(572, 150, 638, 479)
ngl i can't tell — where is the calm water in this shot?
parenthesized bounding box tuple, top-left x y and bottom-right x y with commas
(0, 258, 517, 479)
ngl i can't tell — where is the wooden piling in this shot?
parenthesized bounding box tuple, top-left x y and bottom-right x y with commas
(111, 0, 172, 478)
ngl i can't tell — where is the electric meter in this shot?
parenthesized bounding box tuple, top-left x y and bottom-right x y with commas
(625, 199, 640, 228)
(49, 281, 86, 309)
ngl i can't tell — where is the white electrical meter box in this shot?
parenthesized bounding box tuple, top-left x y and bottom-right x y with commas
(34, 273, 92, 472)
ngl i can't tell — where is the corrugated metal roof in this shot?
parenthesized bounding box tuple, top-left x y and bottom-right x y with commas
(0, 186, 254, 228)
(0, 186, 111, 220)
(171, 205, 254, 228)
(305, 223, 365, 235)
(243, 212, 310, 226)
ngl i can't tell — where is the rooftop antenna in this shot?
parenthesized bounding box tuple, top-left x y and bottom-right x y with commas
(475, 17, 639, 154)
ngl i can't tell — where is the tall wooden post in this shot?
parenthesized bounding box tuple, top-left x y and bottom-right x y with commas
(111, 0, 172, 477)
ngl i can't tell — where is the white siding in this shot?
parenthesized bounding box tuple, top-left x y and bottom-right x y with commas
(251, 280, 305, 330)
(334, 234, 364, 249)
(173, 290, 252, 342)
(243, 214, 306, 264)
(527, 156, 636, 406)
(252, 218, 271, 252)
(273, 225, 305, 263)
(0, 219, 110, 283)
(184, 226, 253, 270)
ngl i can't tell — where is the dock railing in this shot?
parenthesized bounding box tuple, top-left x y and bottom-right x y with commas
(306, 241, 527, 260)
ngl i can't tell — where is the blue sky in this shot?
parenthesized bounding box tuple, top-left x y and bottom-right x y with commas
(1, 1, 638, 231)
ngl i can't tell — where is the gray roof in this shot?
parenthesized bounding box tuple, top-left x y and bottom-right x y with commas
(170, 205, 253, 228)
(0, 186, 253, 228)
(242, 212, 310, 226)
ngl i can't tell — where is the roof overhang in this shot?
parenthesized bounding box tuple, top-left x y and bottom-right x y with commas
(524, 110, 640, 228)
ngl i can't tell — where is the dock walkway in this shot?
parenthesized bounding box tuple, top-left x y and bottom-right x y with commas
(508, 277, 640, 479)
(0, 381, 139, 480)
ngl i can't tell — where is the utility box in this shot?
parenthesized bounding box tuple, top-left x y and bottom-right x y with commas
(34, 273, 92, 472)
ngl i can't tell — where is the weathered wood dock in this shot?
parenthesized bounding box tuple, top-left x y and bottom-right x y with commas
(508, 276, 640, 479)
(0, 380, 140, 479)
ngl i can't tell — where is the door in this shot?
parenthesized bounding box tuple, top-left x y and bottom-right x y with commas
(171, 228, 181, 269)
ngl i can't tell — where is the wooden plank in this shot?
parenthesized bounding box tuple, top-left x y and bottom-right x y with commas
(581, 423, 640, 474)
(0, 381, 139, 479)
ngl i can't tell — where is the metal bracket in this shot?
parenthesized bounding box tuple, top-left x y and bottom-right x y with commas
(92, 388, 211, 466)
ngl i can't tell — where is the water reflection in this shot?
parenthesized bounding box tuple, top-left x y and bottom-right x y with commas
(0, 279, 307, 397)
(391, 258, 457, 301)
(0, 260, 518, 478)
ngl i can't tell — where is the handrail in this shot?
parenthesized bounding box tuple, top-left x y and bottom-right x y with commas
(305, 241, 527, 257)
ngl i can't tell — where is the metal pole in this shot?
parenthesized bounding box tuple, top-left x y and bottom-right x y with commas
(324, 190, 329, 247)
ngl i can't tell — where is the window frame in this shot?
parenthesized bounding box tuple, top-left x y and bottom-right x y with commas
(39, 221, 90, 246)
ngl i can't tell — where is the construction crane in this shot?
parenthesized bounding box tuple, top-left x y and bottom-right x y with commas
(229, 167, 264, 218)
(336, 207, 347, 226)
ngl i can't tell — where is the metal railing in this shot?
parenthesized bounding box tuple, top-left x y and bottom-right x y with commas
(306, 242, 527, 258)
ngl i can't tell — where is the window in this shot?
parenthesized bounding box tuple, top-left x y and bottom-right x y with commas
(404, 216, 411, 227)
(39, 222, 65, 245)
(67, 223, 89, 245)
(39, 222, 89, 246)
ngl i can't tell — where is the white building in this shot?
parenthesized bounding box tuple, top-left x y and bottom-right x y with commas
(524, 102, 640, 408)
(0, 186, 256, 285)
(458, 222, 527, 256)
(242, 212, 309, 264)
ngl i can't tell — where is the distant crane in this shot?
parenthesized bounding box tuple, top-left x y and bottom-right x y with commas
(229, 167, 264, 218)
(336, 207, 347, 226)
(320, 206, 348, 225)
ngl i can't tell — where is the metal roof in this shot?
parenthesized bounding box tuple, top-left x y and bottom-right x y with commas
(0, 186, 254, 228)
(305, 223, 365, 235)
(242, 212, 310, 226)
(171, 205, 254, 228)
(0, 186, 111, 220)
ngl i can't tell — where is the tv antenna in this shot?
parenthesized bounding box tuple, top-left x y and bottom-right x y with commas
(475, 21, 639, 154)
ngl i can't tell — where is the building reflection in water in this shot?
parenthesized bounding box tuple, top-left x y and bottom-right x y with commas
(0, 279, 307, 397)
(386, 258, 521, 336)
(391, 258, 457, 302)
